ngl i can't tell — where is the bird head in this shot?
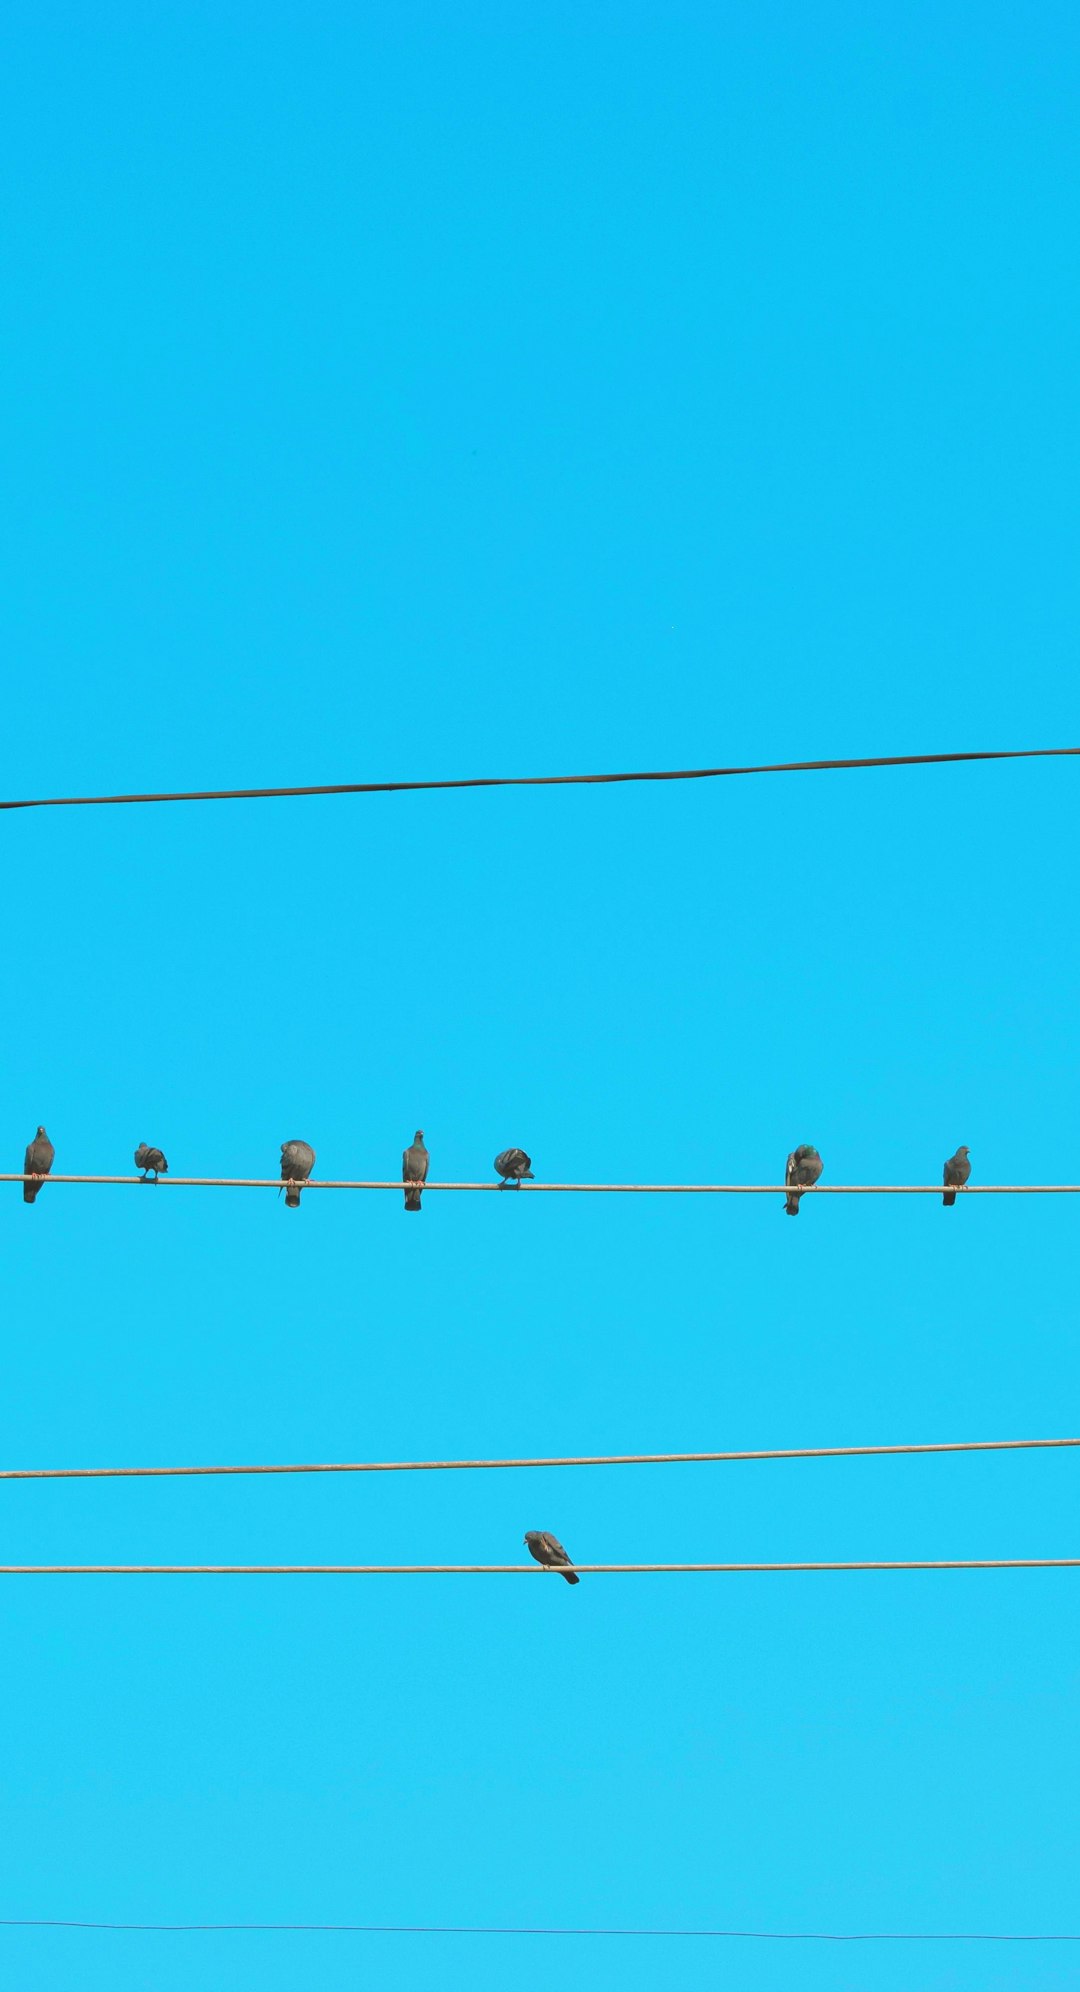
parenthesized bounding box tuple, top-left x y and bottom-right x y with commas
(415, 1130, 425, 1143)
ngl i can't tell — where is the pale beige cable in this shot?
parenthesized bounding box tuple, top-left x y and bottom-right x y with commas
(2, 1435, 1077, 1481)
(3, 1176, 1079, 1194)
(2, 1560, 1077, 1575)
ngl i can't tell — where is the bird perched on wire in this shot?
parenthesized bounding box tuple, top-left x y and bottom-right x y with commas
(134, 1143, 168, 1182)
(524, 1530, 579, 1584)
(942, 1145, 971, 1207)
(784, 1144, 822, 1215)
(402, 1131, 429, 1212)
(494, 1147, 534, 1187)
(23, 1126, 55, 1205)
(279, 1139, 315, 1209)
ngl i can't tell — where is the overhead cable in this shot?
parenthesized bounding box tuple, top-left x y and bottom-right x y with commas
(3, 1434, 1077, 1481)
(2, 1559, 1077, 1575)
(1, 1916, 1077, 1940)
(4, 1176, 1079, 1194)
(0, 744, 1076, 813)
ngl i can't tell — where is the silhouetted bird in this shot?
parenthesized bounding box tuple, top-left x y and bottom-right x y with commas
(942, 1145, 971, 1207)
(134, 1143, 168, 1181)
(280, 1139, 315, 1209)
(403, 1131, 429, 1212)
(784, 1144, 823, 1216)
(23, 1126, 55, 1205)
(494, 1147, 534, 1187)
(524, 1530, 579, 1584)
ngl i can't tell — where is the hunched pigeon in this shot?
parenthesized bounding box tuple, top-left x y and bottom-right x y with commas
(784, 1144, 822, 1216)
(280, 1139, 315, 1210)
(524, 1530, 579, 1584)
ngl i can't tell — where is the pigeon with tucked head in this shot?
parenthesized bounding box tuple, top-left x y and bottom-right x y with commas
(494, 1147, 534, 1188)
(280, 1139, 315, 1210)
(784, 1144, 822, 1216)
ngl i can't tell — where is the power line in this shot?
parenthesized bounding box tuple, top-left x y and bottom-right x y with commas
(5, 1176, 1079, 1194)
(2, 1560, 1077, 1574)
(0, 745, 1075, 813)
(3, 1434, 1076, 1481)
(1, 1917, 1077, 1940)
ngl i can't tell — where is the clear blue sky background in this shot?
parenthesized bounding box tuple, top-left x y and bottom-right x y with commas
(1, 5, 1078, 1989)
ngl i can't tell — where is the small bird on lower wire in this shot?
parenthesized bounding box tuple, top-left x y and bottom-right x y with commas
(134, 1143, 168, 1182)
(403, 1130, 429, 1212)
(280, 1139, 315, 1210)
(784, 1143, 823, 1216)
(23, 1126, 55, 1206)
(494, 1147, 534, 1187)
(942, 1145, 971, 1207)
(524, 1530, 580, 1584)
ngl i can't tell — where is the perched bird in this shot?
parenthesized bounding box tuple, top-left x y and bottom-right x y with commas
(134, 1143, 168, 1182)
(524, 1530, 579, 1584)
(784, 1143, 823, 1216)
(942, 1145, 971, 1207)
(23, 1126, 55, 1205)
(280, 1139, 315, 1210)
(402, 1130, 429, 1212)
(494, 1147, 534, 1188)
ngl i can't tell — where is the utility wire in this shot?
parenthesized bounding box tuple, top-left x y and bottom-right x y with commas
(4, 1176, 1079, 1194)
(3, 1434, 1076, 1481)
(2, 1560, 1077, 1575)
(0, 745, 1076, 813)
(1, 1917, 1077, 1940)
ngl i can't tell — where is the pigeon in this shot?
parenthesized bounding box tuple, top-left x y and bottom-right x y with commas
(280, 1139, 315, 1210)
(134, 1143, 168, 1182)
(494, 1147, 534, 1188)
(402, 1130, 429, 1212)
(524, 1530, 579, 1584)
(784, 1143, 823, 1215)
(23, 1126, 55, 1205)
(942, 1145, 971, 1207)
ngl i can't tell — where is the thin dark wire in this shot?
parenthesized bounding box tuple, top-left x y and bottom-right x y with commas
(2, 1434, 1076, 1480)
(0, 746, 1076, 812)
(0, 1918, 1076, 1940)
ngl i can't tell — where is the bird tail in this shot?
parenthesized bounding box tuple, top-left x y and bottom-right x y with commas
(942, 1190, 956, 1207)
(285, 1183, 302, 1209)
(404, 1186, 423, 1212)
(523, 1170, 535, 1179)
(561, 1568, 580, 1585)
(23, 1181, 40, 1205)
(785, 1191, 801, 1215)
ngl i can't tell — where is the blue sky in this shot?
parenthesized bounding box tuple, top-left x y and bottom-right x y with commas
(2, 4, 1079, 1988)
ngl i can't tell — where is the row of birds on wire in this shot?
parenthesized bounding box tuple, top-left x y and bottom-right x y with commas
(17, 1129, 974, 1211)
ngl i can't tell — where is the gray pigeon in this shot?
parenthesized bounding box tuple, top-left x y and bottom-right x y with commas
(280, 1139, 315, 1210)
(134, 1143, 168, 1182)
(785, 1143, 823, 1215)
(495, 1147, 534, 1188)
(403, 1130, 429, 1212)
(23, 1126, 55, 1205)
(524, 1529, 579, 1584)
(942, 1145, 971, 1207)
